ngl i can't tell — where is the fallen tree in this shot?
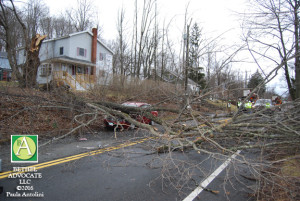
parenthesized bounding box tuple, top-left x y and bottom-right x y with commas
(87, 95, 300, 200)
(1, 57, 299, 200)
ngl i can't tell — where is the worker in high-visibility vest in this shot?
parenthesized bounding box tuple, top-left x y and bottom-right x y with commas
(237, 99, 242, 109)
(245, 101, 252, 113)
(266, 102, 271, 108)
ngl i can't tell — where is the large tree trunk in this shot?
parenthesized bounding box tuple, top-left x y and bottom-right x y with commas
(21, 34, 47, 88)
(23, 49, 41, 88)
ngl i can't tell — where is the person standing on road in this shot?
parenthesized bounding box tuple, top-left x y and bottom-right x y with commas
(275, 96, 282, 105)
(274, 96, 283, 111)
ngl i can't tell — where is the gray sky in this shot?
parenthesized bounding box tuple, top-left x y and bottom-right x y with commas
(45, 0, 245, 42)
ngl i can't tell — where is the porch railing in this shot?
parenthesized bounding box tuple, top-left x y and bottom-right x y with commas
(76, 73, 96, 89)
(53, 71, 95, 90)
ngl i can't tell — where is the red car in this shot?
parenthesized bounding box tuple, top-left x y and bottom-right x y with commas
(104, 102, 158, 129)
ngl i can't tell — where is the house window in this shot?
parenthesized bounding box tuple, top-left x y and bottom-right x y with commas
(77, 66, 82, 74)
(99, 53, 106, 61)
(40, 64, 52, 77)
(77, 47, 87, 57)
(59, 47, 64, 55)
(79, 48, 84, 56)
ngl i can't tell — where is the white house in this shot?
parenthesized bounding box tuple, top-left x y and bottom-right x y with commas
(17, 28, 114, 90)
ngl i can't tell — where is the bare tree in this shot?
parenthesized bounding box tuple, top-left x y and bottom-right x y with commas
(24, 0, 49, 39)
(52, 15, 74, 37)
(0, 0, 23, 82)
(243, 0, 300, 99)
(0, 0, 46, 87)
(39, 16, 53, 39)
(133, 0, 156, 78)
(66, 0, 96, 32)
(116, 6, 127, 76)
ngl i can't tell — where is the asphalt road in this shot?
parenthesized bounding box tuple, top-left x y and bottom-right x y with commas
(0, 128, 257, 201)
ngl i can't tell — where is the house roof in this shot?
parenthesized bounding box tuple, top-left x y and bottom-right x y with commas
(43, 30, 114, 55)
(45, 56, 96, 67)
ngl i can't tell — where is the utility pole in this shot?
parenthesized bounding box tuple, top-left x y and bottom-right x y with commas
(185, 19, 192, 91)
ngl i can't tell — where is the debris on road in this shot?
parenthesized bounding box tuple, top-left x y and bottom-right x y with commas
(76, 145, 96, 150)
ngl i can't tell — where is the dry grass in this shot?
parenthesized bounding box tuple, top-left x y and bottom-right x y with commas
(257, 151, 300, 201)
(87, 77, 182, 104)
(281, 157, 300, 177)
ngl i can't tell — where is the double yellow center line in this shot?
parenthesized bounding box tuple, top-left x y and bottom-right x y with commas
(0, 136, 157, 180)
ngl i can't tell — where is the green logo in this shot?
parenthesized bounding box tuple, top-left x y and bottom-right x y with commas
(11, 135, 38, 163)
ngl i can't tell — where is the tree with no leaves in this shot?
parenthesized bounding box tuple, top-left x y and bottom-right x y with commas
(243, 0, 300, 100)
(66, 0, 97, 32)
(0, 0, 46, 88)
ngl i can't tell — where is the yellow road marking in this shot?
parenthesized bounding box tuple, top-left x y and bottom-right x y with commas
(0, 136, 157, 180)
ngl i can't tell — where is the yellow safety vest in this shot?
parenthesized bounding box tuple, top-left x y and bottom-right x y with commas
(245, 102, 252, 109)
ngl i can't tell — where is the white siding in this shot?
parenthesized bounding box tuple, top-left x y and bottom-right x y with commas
(96, 42, 113, 75)
(53, 38, 69, 58)
(39, 41, 54, 61)
(69, 33, 92, 62)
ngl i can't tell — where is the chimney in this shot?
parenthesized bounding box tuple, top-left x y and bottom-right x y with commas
(91, 28, 97, 64)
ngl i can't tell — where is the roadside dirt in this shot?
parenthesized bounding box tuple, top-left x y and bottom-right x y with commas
(0, 87, 104, 144)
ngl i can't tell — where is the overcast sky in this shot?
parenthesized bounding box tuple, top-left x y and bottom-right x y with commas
(23, 0, 288, 95)
(45, 0, 246, 42)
